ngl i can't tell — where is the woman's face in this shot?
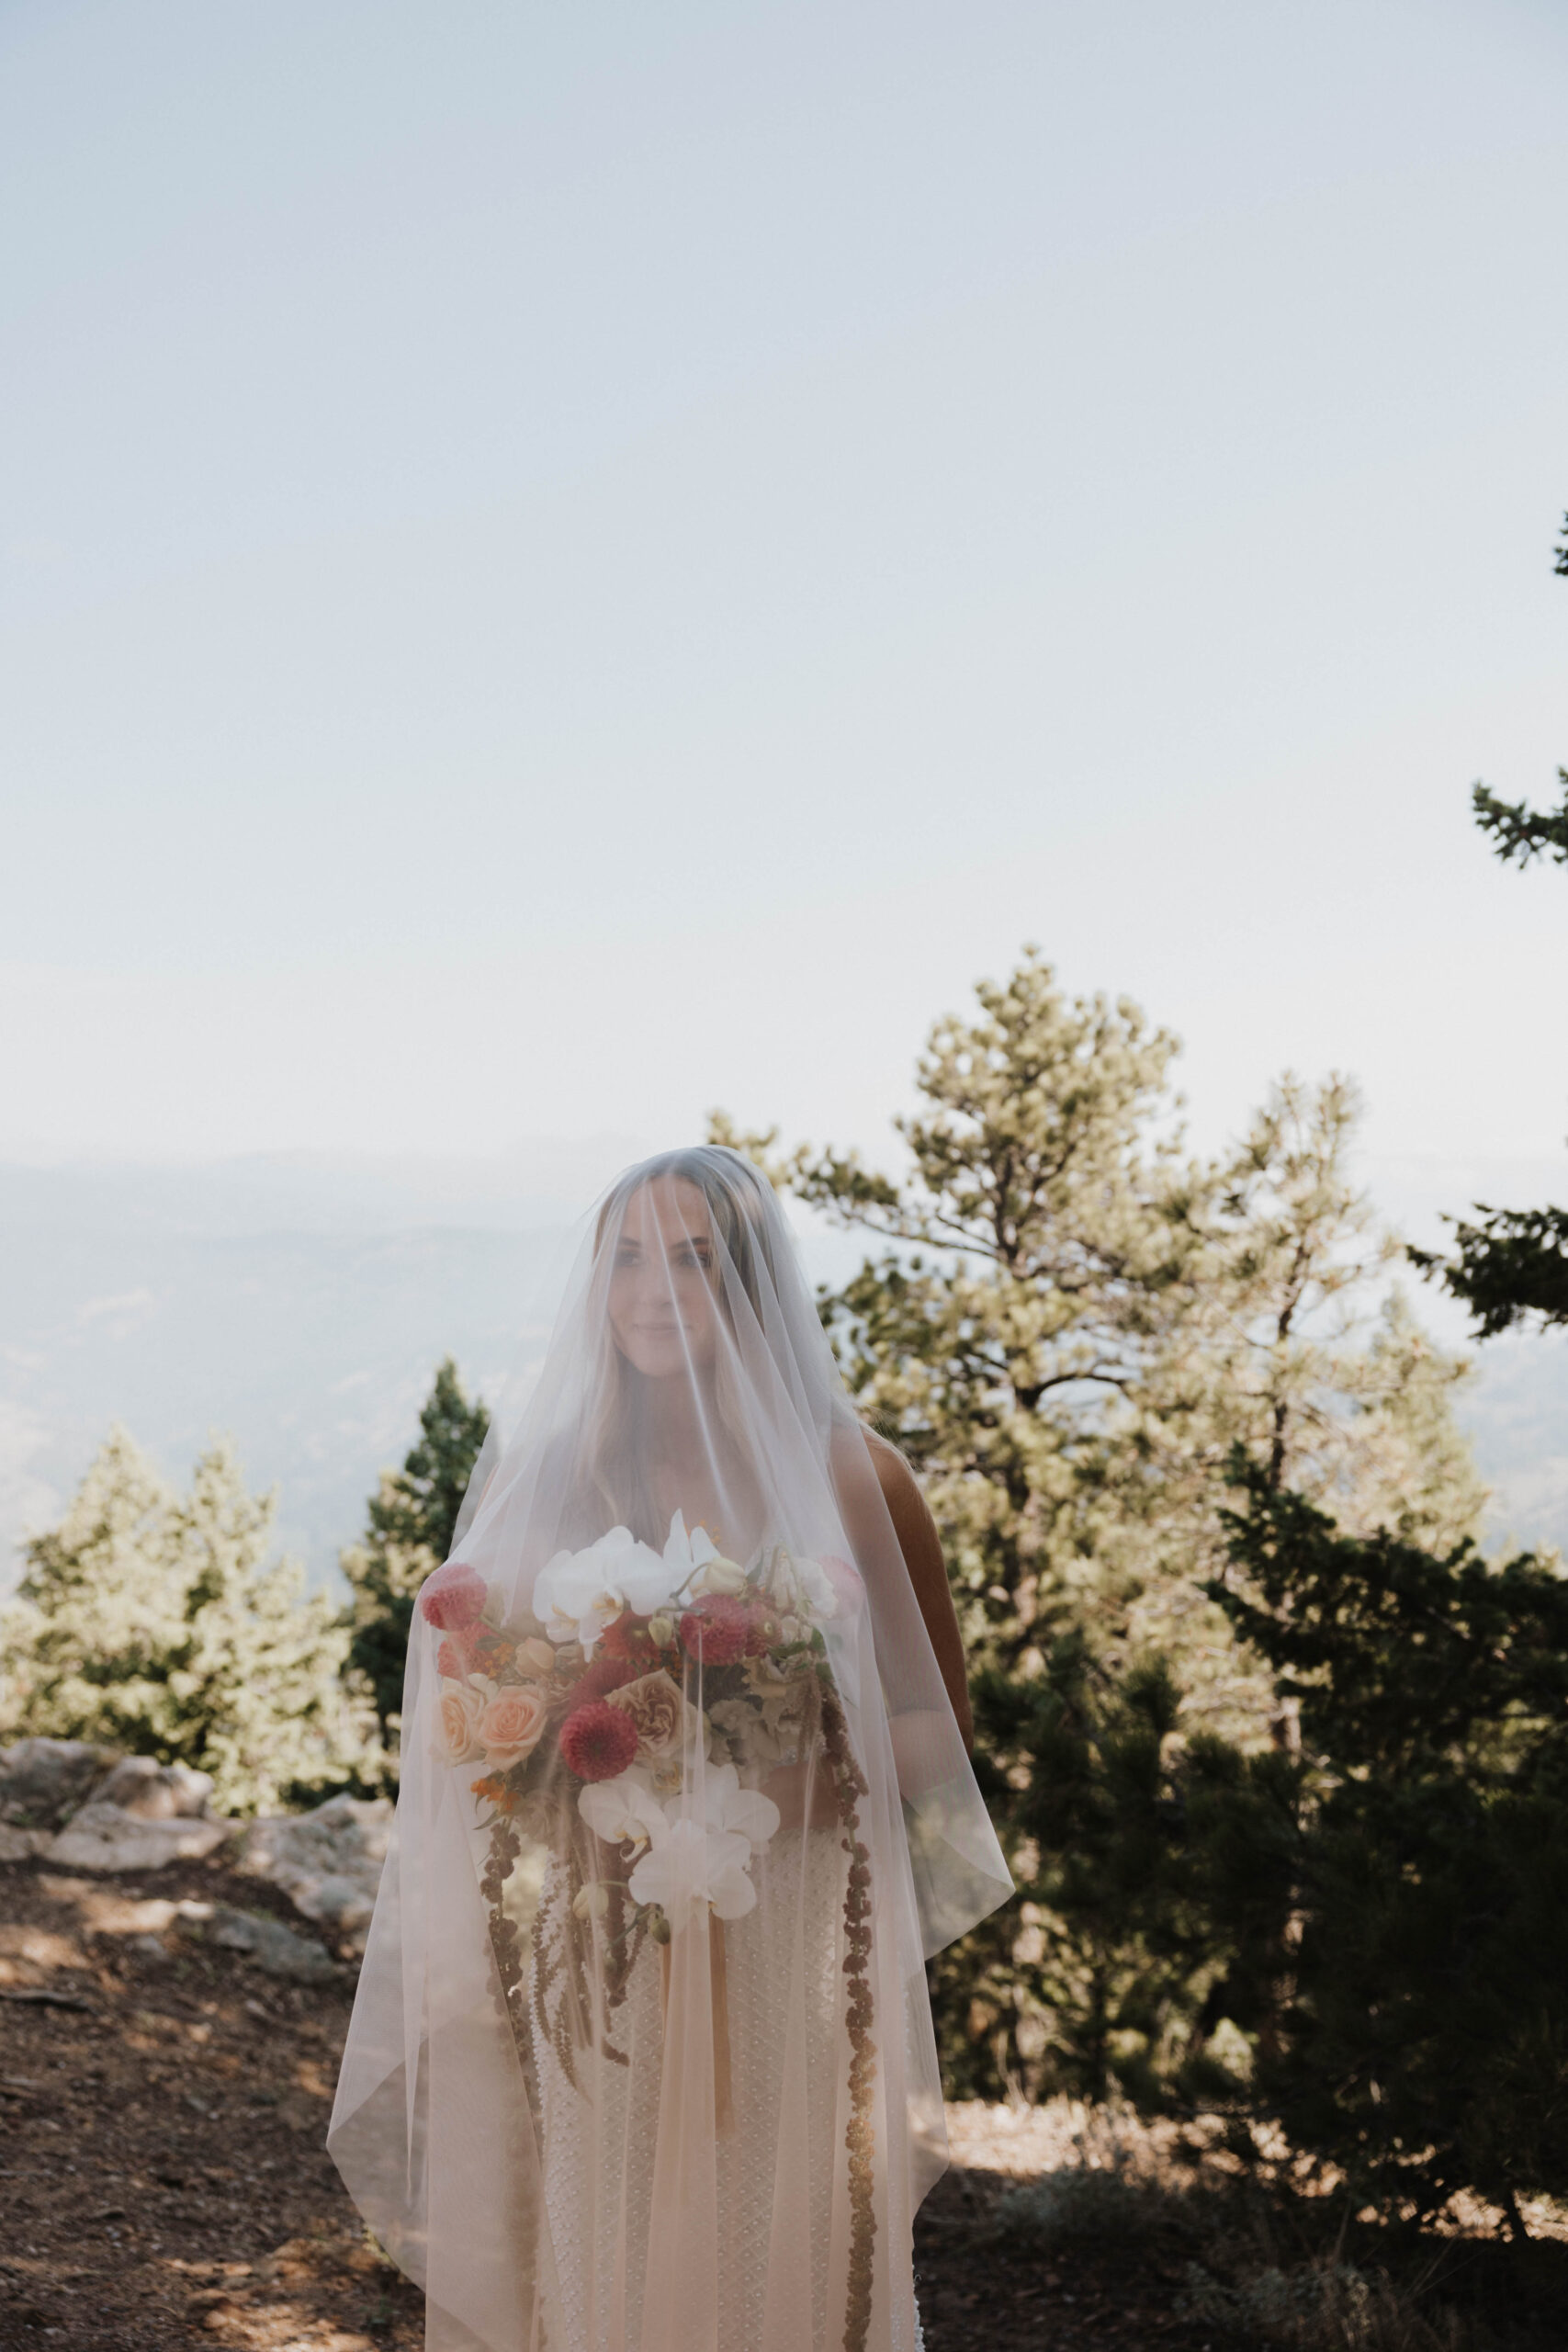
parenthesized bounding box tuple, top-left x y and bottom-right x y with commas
(607, 1178, 720, 1378)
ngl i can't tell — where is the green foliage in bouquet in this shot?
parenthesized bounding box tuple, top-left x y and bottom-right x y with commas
(341, 1355, 490, 1751)
(0, 1428, 360, 1814)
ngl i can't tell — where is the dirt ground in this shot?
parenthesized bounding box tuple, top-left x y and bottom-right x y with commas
(915, 2104, 1213, 2351)
(0, 1849, 1211, 2351)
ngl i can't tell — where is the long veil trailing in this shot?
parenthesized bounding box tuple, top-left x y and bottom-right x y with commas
(329, 1148, 1012, 2352)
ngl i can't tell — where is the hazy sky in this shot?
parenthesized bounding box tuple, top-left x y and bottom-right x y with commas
(3, 1, 1566, 1190)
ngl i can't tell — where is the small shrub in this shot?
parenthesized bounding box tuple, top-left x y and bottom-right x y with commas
(1179, 2258, 1464, 2351)
(993, 2165, 1189, 2248)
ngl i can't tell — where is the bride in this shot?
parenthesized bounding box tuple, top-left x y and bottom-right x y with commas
(330, 1147, 1012, 2352)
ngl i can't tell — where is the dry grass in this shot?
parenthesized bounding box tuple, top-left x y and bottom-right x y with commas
(957, 2096, 1566, 2352)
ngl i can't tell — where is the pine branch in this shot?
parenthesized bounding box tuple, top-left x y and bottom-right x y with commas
(1410, 1206, 1568, 1336)
(1472, 776, 1568, 867)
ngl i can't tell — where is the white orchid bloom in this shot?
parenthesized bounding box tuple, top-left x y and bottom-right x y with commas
(577, 1770, 667, 1852)
(694, 1558, 750, 1597)
(788, 1553, 840, 1623)
(628, 1817, 758, 1921)
(662, 1510, 753, 1599)
(532, 1526, 671, 1652)
(697, 1759, 782, 1852)
(658, 1510, 715, 1594)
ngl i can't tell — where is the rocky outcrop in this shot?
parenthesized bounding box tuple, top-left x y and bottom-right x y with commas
(47, 1802, 233, 1873)
(0, 1736, 120, 1832)
(0, 1824, 53, 1863)
(176, 1902, 344, 1984)
(235, 1794, 392, 1952)
(0, 1741, 390, 1954)
(32, 1748, 232, 1871)
(94, 1756, 216, 1819)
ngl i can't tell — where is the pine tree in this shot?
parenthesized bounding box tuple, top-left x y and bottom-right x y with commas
(1192, 1462, 1568, 2227)
(715, 951, 1486, 2096)
(0, 1430, 358, 1814)
(1412, 510, 1568, 1332)
(718, 951, 1212, 1683)
(1138, 1079, 1486, 1652)
(166, 1444, 359, 1812)
(341, 1357, 489, 1749)
(944, 1642, 1231, 2107)
(715, 967, 1480, 1732)
(1472, 775, 1568, 866)
(0, 1430, 189, 1750)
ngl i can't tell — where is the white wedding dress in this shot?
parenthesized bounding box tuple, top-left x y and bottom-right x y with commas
(533, 1826, 865, 2352)
(330, 1148, 1007, 2352)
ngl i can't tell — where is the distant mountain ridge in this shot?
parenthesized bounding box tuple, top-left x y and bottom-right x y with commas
(2, 1148, 1563, 1596)
(0, 1136, 647, 1237)
(0, 1143, 644, 1592)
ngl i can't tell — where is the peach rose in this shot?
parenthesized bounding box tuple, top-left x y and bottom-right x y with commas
(434, 1679, 486, 1767)
(479, 1682, 548, 1766)
(606, 1669, 703, 1765)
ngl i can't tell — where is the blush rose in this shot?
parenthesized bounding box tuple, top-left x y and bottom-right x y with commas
(478, 1683, 548, 1766)
(606, 1669, 702, 1764)
(434, 1679, 486, 1766)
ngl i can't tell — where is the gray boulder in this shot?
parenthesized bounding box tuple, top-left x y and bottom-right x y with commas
(0, 1736, 119, 1830)
(47, 1800, 233, 1873)
(176, 1902, 341, 1984)
(94, 1756, 215, 1820)
(0, 1824, 53, 1863)
(236, 1793, 390, 1951)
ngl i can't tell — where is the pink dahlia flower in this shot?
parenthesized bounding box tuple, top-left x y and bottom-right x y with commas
(679, 1596, 750, 1667)
(435, 1634, 474, 1680)
(420, 1561, 486, 1632)
(559, 1701, 640, 1782)
(575, 1654, 639, 1702)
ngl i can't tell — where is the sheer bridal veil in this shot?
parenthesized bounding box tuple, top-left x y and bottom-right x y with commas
(330, 1147, 1011, 2352)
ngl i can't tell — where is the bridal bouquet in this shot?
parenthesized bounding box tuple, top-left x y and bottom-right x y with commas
(421, 1512, 844, 1932)
(423, 1513, 874, 2175)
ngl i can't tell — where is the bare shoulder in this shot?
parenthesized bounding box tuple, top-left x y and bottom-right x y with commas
(846, 1426, 937, 1544)
(841, 1426, 972, 1743)
(832, 1419, 913, 1487)
(863, 1427, 921, 1504)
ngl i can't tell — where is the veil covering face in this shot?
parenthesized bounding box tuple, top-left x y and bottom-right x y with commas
(329, 1148, 1012, 2352)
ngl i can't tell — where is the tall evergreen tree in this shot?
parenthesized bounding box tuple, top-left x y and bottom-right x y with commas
(719, 952, 1212, 1683)
(1413, 509, 1568, 1331)
(1192, 1462, 1568, 2229)
(0, 1430, 357, 1814)
(715, 950, 1485, 2095)
(971, 1462, 1568, 2226)
(341, 1357, 489, 1749)
(714, 957, 1480, 1733)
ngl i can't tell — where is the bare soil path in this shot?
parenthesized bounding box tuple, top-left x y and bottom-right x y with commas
(1, 1853, 1199, 2351)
